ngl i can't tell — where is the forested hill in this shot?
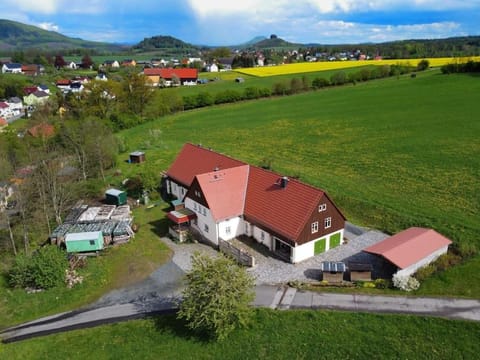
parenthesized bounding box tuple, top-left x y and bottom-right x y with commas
(305, 36, 480, 58)
(0, 19, 124, 52)
(133, 35, 199, 51)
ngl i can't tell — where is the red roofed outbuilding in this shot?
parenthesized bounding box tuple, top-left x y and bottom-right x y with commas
(165, 143, 346, 263)
(363, 227, 452, 277)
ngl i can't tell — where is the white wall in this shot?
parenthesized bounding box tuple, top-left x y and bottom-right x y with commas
(291, 229, 344, 263)
(168, 180, 187, 200)
(218, 217, 244, 241)
(252, 224, 272, 249)
(397, 245, 449, 277)
(185, 197, 218, 245)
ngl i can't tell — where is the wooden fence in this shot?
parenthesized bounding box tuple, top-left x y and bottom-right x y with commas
(219, 239, 255, 267)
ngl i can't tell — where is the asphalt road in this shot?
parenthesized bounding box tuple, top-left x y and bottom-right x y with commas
(2, 284, 480, 343)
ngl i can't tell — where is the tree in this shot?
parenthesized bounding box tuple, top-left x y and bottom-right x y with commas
(417, 59, 430, 71)
(178, 253, 255, 340)
(54, 54, 66, 69)
(81, 54, 94, 69)
(9, 245, 68, 289)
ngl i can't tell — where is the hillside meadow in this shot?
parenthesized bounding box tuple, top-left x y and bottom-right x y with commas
(117, 69, 480, 297)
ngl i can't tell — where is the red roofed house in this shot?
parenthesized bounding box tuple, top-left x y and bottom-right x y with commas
(165, 143, 346, 263)
(363, 227, 452, 277)
(27, 122, 55, 138)
(144, 68, 198, 86)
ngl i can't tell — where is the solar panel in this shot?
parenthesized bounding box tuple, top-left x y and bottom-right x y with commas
(321, 261, 346, 273)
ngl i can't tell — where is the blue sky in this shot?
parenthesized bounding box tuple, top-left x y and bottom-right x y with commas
(2, 0, 480, 45)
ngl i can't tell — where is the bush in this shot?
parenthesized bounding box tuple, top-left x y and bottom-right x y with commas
(415, 265, 436, 282)
(392, 274, 420, 292)
(9, 246, 69, 289)
(178, 253, 255, 340)
(417, 59, 430, 71)
(312, 77, 330, 89)
(330, 71, 348, 86)
(374, 278, 390, 289)
(435, 253, 462, 271)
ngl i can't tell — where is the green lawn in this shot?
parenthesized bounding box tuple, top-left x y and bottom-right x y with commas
(116, 70, 480, 297)
(0, 205, 172, 329)
(2, 309, 479, 359)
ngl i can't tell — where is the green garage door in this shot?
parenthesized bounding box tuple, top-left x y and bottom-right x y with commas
(329, 233, 341, 249)
(314, 238, 326, 255)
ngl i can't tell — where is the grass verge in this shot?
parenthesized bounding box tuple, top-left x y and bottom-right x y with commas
(1, 309, 479, 359)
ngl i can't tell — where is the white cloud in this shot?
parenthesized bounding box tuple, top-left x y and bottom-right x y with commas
(37, 22, 59, 32)
(4, 0, 104, 15)
(187, 0, 479, 18)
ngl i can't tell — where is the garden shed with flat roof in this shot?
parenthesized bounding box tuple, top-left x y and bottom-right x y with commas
(105, 188, 127, 206)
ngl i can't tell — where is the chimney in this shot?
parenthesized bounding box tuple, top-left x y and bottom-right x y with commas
(280, 176, 289, 188)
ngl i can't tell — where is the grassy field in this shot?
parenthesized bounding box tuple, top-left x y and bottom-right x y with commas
(0, 205, 171, 328)
(236, 56, 480, 77)
(2, 309, 479, 359)
(116, 69, 480, 297)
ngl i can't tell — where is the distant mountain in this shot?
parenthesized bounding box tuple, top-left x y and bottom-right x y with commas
(248, 36, 299, 49)
(238, 36, 267, 47)
(133, 35, 199, 52)
(0, 19, 124, 52)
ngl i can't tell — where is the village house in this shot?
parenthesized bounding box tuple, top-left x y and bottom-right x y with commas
(6, 97, 23, 119)
(23, 90, 49, 107)
(1, 63, 22, 74)
(102, 60, 120, 68)
(143, 68, 198, 86)
(0, 102, 13, 119)
(165, 143, 346, 263)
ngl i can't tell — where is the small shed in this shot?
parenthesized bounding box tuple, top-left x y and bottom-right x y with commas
(65, 231, 104, 253)
(321, 261, 346, 283)
(105, 188, 127, 206)
(349, 262, 373, 282)
(129, 151, 145, 163)
(363, 227, 453, 277)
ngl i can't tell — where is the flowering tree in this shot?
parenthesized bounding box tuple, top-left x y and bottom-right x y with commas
(392, 273, 420, 292)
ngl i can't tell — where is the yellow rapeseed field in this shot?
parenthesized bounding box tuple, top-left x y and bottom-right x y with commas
(235, 56, 480, 77)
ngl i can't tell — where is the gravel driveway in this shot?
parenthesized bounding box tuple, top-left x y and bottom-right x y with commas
(90, 223, 390, 308)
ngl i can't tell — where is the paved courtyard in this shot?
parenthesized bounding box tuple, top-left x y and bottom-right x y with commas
(161, 223, 391, 285)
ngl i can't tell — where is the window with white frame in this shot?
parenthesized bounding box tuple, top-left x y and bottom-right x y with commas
(204, 224, 209, 233)
(194, 202, 197, 211)
(195, 190, 201, 198)
(324, 217, 332, 229)
(261, 231, 265, 240)
(225, 226, 231, 235)
(318, 203, 327, 212)
(202, 207, 206, 216)
(311, 221, 319, 233)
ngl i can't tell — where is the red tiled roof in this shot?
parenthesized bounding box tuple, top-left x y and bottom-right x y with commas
(143, 68, 163, 76)
(0, 102, 8, 109)
(168, 143, 343, 245)
(56, 79, 71, 86)
(159, 68, 198, 79)
(363, 227, 452, 269)
(24, 86, 39, 95)
(27, 123, 55, 138)
(166, 143, 245, 187)
(244, 166, 324, 242)
(196, 165, 249, 221)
